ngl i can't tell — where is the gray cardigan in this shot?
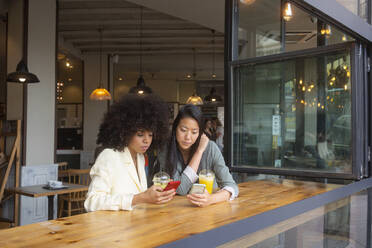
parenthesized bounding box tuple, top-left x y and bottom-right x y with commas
(156, 141, 239, 196)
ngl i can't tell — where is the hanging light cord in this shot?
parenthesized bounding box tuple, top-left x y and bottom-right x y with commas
(139, 7, 143, 76)
(99, 28, 103, 87)
(212, 30, 215, 75)
(192, 48, 196, 77)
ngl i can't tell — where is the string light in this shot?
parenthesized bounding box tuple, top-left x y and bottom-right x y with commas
(283, 2, 293, 21)
(320, 24, 332, 37)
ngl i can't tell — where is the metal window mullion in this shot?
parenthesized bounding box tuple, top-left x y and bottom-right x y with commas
(351, 42, 365, 179)
(225, 0, 235, 166)
(363, 45, 369, 177)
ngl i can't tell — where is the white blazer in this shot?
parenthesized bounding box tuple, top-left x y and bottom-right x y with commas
(84, 147, 147, 211)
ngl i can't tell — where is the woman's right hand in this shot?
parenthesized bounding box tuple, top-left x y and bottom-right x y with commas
(144, 185, 176, 204)
(198, 134, 209, 153)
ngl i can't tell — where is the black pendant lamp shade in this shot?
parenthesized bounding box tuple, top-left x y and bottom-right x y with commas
(129, 75, 153, 95)
(204, 87, 222, 103)
(128, 6, 152, 95)
(7, 60, 40, 83)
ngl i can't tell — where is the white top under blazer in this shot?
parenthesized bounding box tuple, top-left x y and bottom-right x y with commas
(84, 147, 147, 211)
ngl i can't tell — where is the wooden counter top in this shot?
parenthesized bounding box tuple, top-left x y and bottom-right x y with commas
(0, 179, 340, 247)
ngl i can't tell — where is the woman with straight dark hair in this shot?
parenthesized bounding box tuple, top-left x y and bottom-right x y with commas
(155, 104, 238, 207)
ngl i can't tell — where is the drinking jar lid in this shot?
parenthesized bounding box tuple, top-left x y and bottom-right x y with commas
(152, 171, 170, 183)
(199, 169, 215, 177)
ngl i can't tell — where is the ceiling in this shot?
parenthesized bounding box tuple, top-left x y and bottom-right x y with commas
(58, 0, 225, 57)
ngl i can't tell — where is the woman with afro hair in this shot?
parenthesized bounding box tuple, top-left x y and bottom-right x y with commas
(84, 94, 176, 212)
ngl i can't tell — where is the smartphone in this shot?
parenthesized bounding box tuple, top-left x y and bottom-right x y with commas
(163, 180, 181, 191)
(189, 183, 206, 194)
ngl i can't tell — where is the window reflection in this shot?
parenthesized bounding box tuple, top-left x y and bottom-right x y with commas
(335, 0, 370, 22)
(238, 0, 354, 59)
(220, 189, 370, 248)
(233, 49, 352, 174)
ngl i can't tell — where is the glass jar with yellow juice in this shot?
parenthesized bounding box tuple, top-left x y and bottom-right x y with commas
(152, 171, 170, 189)
(198, 169, 215, 194)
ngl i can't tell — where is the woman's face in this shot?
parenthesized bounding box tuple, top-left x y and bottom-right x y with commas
(128, 130, 153, 154)
(176, 117, 200, 151)
(205, 120, 212, 129)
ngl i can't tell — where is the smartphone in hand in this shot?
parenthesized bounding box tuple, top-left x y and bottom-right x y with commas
(163, 180, 181, 191)
(189, 183, 206, 194)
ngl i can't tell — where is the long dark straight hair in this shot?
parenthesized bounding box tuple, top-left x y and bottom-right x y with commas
(165, 104, 204, 175)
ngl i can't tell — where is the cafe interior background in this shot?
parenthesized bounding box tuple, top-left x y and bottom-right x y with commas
(0, 0, 227, 225)
(1, 0, 372, 246)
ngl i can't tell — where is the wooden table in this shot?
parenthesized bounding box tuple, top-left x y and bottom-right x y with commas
(0, 179, 340, 247)
(12, 183, 88, 220)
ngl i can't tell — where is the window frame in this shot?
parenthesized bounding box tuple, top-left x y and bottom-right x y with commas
(225, 0, 370, 179)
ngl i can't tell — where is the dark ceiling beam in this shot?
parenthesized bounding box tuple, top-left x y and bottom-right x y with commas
(81, 48, 224, 55)
(60, 28, 218, 36)
(77, 43, 224, 50)
(59, 19, 189, 26)
(68, 36, 224, 43)
(59, 8, 155, 15)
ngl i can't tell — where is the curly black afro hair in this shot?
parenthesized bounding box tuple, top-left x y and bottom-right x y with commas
(97, 94, 170, 151)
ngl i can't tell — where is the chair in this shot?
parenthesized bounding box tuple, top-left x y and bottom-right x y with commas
(57, 162, 69, 182)
(58, 169, 90, 217)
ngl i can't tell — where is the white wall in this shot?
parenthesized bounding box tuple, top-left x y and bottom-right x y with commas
(25, 0, 56, 165)
(83, 54, 108, 152)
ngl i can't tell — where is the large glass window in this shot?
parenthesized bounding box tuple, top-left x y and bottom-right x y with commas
(220, 188, 372, 248)
(233, 48, 352, 174)
(335, 0, 370, 23)
(237, 0, 353, 60)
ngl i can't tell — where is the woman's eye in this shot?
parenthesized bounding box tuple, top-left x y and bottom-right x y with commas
(137, 132, 143, 136)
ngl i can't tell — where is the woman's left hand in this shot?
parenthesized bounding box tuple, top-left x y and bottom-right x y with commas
(187, 190, 212, 207)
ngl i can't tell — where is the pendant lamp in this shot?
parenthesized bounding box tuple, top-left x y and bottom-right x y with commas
(320, 23, 332, 37)
(90, 29, 112, 101)
(186, 91, 203, 105)
(129, 7, 152, 95)
(7, 60, 40, 83)
(204, 87, 222, 104)
(283, 2, 293, 22)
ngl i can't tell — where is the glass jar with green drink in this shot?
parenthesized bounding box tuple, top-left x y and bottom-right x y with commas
(152, 171, 170, 189)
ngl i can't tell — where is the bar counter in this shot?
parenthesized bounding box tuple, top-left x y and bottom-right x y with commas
(0, 179, 340, 247)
